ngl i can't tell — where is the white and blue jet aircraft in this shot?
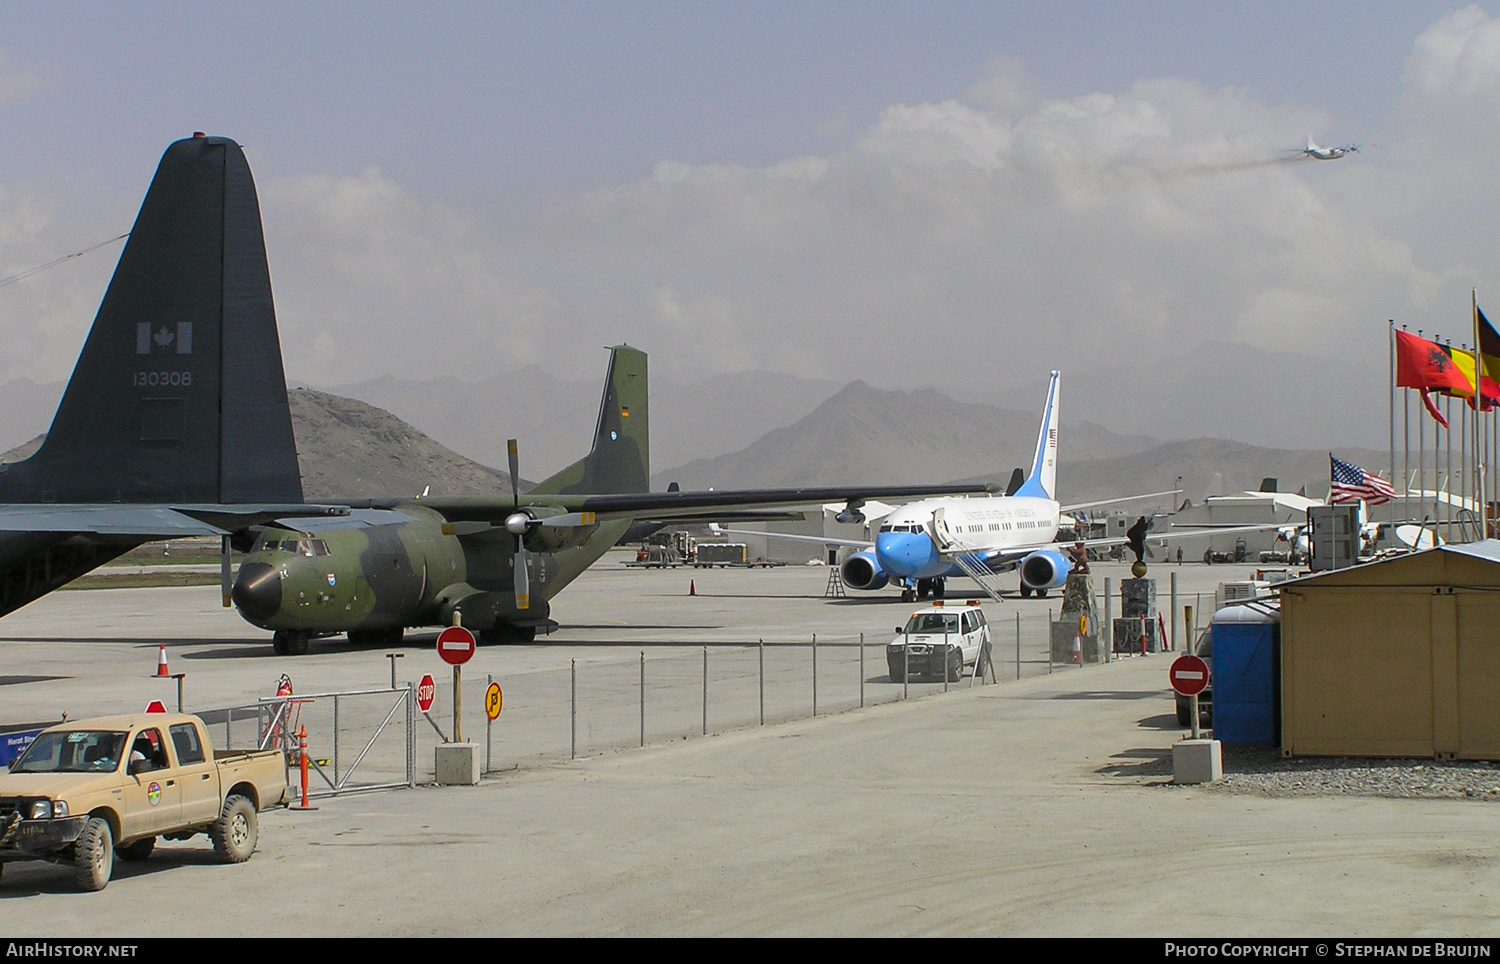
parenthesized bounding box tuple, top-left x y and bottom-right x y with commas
(712, 371, 1265, 601)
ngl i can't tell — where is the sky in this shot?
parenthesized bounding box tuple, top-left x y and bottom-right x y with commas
(0, 1, 1494, 447)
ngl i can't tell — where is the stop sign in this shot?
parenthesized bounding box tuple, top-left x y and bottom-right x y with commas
(1169, 654, 1210, 697)
(437, 626, 477, 665)
(416, 673, 436, 713)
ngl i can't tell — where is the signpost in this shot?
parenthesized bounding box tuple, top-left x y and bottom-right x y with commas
(485, 682, 503, 721)
(1169, 653, 1210, 739)
(436, 624, 476, 743)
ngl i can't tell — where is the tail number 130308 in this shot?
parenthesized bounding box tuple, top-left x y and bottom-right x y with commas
(133, 370, 192, 387)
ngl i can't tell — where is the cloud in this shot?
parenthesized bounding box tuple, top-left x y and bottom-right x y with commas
(238, 58, 1470, 450)
(1406, 4, 1500, 95)
(8, 8, 1498, 454)
(0, 50, 50, 105)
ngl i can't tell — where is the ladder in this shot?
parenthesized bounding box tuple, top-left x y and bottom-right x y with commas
(824, 566, 847, 598)
(947, 551, 1010, 604)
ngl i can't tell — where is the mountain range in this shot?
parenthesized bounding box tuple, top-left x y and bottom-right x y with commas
(0, 367, 1400, 507)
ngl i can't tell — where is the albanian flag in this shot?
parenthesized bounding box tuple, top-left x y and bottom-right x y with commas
(1395, 330, 1475, 394)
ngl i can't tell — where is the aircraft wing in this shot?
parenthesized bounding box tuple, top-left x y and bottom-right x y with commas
(1059, 489, 1181, 513)
(942, 522, 1288, 566)
(704, 523, 872, 549)
(0, 503, 347, 538)
(410, 483, 996, 525)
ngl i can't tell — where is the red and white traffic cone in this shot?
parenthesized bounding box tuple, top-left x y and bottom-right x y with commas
(689, 579, 696, 596)
(1072, 636, 1081, 665)
(153, 643, 170, 677)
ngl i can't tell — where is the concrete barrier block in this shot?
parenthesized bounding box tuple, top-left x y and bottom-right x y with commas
(435, 742, 481, 785)
(1172, 738, 1222, 785)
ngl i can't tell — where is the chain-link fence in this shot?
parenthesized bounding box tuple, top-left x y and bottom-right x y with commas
(192, 616, 1092, 791)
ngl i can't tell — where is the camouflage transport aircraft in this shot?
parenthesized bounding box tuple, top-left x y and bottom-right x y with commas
(0, 133, 336, 619)
(232, 346, 993, 654)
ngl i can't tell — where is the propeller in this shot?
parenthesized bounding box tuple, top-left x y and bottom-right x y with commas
(507, 438, 529, 610)
(221, 534, 232, 608)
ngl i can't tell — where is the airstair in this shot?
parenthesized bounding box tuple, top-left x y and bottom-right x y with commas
(947, 551, 1010, 604)
(928, 506, 1010, 604)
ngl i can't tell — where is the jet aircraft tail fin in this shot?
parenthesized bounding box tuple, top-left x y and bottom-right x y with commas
(529, 345, 649, 496)
(0, 134, 302, 505)
(1013, 370, 1059, 501)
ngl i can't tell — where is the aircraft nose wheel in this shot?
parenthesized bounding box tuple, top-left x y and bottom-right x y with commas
(272, 630, 310, 656)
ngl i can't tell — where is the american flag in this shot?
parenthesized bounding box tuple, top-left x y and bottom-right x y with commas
(1330, 455, 1397, 504)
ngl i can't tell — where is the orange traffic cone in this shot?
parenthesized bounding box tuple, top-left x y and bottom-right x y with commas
(689, 579, 696, 596)
(153, 643, 170, 677)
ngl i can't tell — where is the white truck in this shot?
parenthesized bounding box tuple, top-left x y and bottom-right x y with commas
(887, 602, 993, 682)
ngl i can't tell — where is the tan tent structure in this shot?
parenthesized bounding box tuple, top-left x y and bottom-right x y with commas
(1279, 541, 1500, 760)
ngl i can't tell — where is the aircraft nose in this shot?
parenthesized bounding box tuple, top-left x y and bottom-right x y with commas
(232, 562, 282, 623)
(876, 532, 928, 576)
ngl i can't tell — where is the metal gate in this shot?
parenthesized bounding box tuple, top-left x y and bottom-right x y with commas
(200, 684, 416, 799)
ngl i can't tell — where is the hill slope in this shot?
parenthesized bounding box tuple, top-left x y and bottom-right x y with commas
(654, 381, 1159, 490)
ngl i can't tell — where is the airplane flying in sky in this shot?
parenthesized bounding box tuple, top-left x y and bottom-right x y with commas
(230, 346, 994, 654)
(712, 371, 1269, 601)
(0, 133, 338, 619)
(1298, 136, 1358, 161)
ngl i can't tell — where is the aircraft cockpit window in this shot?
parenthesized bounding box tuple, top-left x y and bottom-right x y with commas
(294, 540, 329, 557)
(879, 525, 893, 533)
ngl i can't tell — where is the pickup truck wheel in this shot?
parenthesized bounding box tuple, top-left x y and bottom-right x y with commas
(210, 795, 257, 863)
(73, 817, 113, 891)
(947, 651, 963, 682)
(115, 836, 155, 861)
(888, 663, 905, 683)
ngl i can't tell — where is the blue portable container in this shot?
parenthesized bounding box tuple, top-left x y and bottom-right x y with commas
(1209, 601, 1281, 745)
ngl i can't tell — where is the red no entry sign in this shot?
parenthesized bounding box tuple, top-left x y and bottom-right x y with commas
(437, 626, 476, 666)
(1169, 654, 1209, 697)
(416, 673, 436, 713)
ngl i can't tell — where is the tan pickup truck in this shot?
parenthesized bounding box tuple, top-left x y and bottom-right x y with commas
(0, 711, 289, 891)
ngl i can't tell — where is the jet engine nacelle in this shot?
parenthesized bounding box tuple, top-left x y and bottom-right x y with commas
(1019, 548, 1071, 591)
(839, 550, 889, 591)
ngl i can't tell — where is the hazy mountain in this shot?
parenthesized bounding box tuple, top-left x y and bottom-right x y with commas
(653, 380, 1160, 490)
(987, 343, 1389, 451)
(288, 389, 517, 501)
(0, 379, 65, 453)
(957, 439, 1393, 507)
(0, 389, 521, 500)
(323, 367, 843, 480)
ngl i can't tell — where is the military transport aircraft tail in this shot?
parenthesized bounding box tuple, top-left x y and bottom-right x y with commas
(528, 344, 649, 496)
(0, 133, 302, 505)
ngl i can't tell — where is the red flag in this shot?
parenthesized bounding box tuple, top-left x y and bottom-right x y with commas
(1396, 330, 1474, 394)
(1421, 390, 1451, 428)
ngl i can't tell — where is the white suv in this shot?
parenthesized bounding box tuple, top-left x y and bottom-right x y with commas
(887, 602, 992, 682)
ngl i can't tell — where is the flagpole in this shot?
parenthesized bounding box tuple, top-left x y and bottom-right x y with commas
(1403, 324, 1411, 525)
(1389, 319, 1396, 521)
(1476, 290, 1487, 540)
(1444, 345, 1452, 543)
(1418, 329, 1426, 536)
(1461, 363, 1468, 539)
